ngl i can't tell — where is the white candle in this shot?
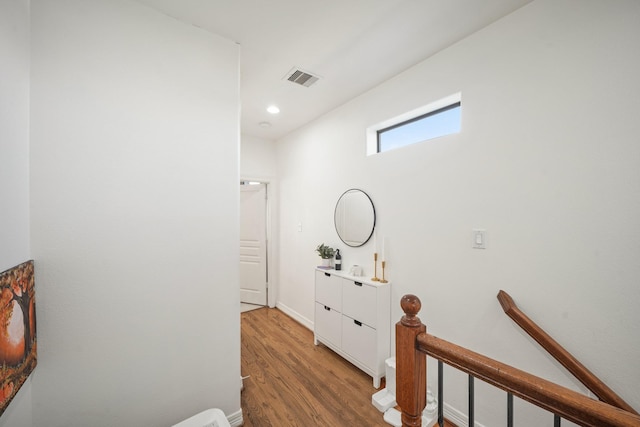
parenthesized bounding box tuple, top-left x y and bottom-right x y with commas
(382, 237, 386, 261)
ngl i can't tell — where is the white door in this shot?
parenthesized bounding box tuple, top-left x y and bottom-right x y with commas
(240, 183, 267, 305)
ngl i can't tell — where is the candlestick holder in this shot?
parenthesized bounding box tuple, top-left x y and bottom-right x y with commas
(379, 260, 388, 283)
(372, 253, 380, 281)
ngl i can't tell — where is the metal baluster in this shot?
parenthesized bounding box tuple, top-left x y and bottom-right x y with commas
(468, 375, 474, 426)
(507, 393, 514, 427)
(554, 414, 561, 427)
(439, 361, 444, 427)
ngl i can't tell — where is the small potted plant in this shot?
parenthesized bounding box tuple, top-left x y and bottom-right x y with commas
(315, 243, 335, 267)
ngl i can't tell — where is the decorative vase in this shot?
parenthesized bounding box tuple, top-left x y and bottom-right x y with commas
(321, 258, 331, 267)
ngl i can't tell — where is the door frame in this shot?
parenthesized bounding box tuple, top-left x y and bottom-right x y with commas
(240, 176, 276, 308)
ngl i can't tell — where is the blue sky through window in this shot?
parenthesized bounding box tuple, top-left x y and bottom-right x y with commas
(378, 104, 461, 152)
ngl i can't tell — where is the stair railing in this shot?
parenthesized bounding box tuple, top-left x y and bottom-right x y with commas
(395, 294, 640, 427)
(497, 290, 638, 416)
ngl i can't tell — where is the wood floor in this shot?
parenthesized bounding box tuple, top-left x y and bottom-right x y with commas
(240, 306, 389, 426)
(240, 307, 453, 427)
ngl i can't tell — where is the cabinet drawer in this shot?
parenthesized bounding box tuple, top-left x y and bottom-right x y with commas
(342, 279, 377, 328)
(315, 302, 342, 348)
(341, 315, 376, 370)
(315, 270, 342, 311)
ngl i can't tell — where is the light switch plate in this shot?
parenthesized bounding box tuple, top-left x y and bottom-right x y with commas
(472, 229, 486, 249)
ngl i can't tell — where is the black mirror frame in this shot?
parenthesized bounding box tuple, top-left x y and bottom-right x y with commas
(334, 188, 376, 248)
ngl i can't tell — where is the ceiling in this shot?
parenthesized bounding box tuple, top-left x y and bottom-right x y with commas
(136, 0, 533, 141)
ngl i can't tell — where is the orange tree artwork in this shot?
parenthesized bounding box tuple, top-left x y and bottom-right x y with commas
(0, 260, 37, 415)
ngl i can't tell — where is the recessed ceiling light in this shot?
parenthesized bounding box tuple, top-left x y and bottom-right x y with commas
(266, 105, 280, 114)
(259, 121, 271, 128)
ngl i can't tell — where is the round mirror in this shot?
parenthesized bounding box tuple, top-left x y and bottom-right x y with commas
(334, 189, 376, 247)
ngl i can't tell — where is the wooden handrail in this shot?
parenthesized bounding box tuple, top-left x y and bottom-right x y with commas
(497, 290, 638, 415)
(419, 333, 640, 427)
(396, 295, 640, 427)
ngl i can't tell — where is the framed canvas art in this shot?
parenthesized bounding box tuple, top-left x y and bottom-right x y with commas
(0, 260, 36, 415)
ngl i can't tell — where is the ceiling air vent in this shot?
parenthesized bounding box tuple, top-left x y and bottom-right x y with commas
(284, 68, 320, 88)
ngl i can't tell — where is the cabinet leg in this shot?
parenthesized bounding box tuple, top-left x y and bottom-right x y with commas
(373, 376, 382, 389)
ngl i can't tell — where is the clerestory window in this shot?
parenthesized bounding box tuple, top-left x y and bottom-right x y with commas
(367, 93, 461, 155)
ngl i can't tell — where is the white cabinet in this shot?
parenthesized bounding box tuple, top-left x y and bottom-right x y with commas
(315, 302, 342, 348)
(341, 315, 377, 371)
(314, 268, 391, 388)
(315, 271, 342, 311)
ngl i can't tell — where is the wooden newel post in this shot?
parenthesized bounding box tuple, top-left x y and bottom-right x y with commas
(396, 294, 427, 427)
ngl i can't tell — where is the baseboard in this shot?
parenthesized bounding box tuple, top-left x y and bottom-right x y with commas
(444, 402, 487, 427)
(227, 408, 243, 427)
(275, 302, 313, 331)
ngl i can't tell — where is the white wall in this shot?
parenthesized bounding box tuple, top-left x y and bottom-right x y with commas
(276, 0, 640, 425)
(240, 134, 279, 308)
(241, 134, 278, 180)
(29, 1, 241, 426)
(0, 0, 30, 274)
(0, 0, 32, 426)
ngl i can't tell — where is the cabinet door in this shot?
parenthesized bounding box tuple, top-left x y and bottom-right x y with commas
(315, 270, 342, 311)
(342, 279, 377, 328)
(315, 302, 341, 348)
(341, 315, 376, 370)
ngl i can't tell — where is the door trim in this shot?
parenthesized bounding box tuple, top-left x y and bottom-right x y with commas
(240, 177, 275, 307)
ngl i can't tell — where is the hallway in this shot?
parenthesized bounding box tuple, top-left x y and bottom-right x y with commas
(240, 307, 388, 426)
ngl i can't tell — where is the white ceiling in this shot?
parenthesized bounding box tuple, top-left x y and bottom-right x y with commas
(136, 0, 533, 141)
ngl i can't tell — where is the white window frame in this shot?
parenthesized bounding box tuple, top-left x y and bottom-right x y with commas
(366, 92, 462, 156)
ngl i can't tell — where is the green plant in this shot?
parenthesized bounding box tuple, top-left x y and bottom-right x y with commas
(315, 243, 335, 259)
